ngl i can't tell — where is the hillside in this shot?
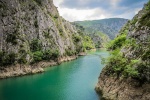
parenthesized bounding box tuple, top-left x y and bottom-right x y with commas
(95, 1, 150, 100)
(72, 23, 107, 48)
(0, 0, 94, 78)
(75, 18, 128, 39)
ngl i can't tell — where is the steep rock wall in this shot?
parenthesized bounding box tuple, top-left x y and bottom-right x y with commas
(96, 1, 150, 100)
(0, 0, 84, 78)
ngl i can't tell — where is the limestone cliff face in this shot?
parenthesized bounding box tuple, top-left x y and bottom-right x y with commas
(96, 68, 150, 100)
(0, 0, 84, 78)
(0, 0, 82, 56)
(96, 1, 150, 100)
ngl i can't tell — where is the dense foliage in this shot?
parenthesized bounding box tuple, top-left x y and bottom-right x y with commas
(74, 23, 95, 51)
(139, 1, 150, 27)
(105, 32, 139, 78)
(30, 39, 60, 63)
(83, 36, 95, 50)
(0, 51, 17, 66)
(104, 12, 150, 83)
(74, 19, 121, 48)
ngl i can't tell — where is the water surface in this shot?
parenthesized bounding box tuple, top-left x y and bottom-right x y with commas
(0, 50, 108, 100)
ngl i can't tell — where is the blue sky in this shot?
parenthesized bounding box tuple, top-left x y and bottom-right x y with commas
(53, 0, 148, 22)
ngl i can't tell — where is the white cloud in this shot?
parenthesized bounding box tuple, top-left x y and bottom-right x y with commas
(85, 8, 111, 20)
(78, 0, 91, 6)
(115, 7, 142, 19)
(53, 1, 110, 21)
(110, 0, 121, 7)
(53, 0, 64, 7)
(53, 0, 146, 21)
(58, 7, 108, 22)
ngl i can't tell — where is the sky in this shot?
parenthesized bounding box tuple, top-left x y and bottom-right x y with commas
(53, 0, 148, 22)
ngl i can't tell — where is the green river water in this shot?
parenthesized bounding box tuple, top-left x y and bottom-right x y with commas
(0, 50, 108, 100)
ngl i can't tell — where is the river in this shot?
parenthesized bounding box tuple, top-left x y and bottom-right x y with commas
(0, 50, 108, 100)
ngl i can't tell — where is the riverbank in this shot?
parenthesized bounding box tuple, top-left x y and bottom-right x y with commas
(95, 68, 150, 100)
(0, 55, 84, 79)
(0, 50, 108, 100)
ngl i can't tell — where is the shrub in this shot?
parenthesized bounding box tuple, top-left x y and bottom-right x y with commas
(0, 52, 17, 66)
(54, 15, 58, 19)
(42, 49, 52, 60)
(50, 49, 60, 59)
(125, 38, 137, 48)
(83, 36, 95, 50)
(130, 18, 138, 25)
(0, 51, 4, 66)
(139, 2, 150, 27)
(107, 33, 126, 50)
(33, 51, 43, 63)
(6, 33, 18, 45)
(8, 53, 17, 64)
(18, 57, 27, 64)
(30, 39, 42, 52)
(139, 11, 150, 27)
(65, 49, 75, 56)
(105, 49, 140, 78)
(41, 49, 60, 61)
(42, 49, 59, 60)
(34, 20, 38, 28)
(59, 29, 63, 36)
(106, 50, 127, 76)
(72, 34, 82, 42)
(123, 60, 139, 78)
(145, 1, 150, 10)
(43, 31, 49, 38)
(137, 62, 150, 82)
(34, 0, 42, 6)
(95, 41, 101, 48)
(142, 48, 150, 60)
(124, 65, 139, 78)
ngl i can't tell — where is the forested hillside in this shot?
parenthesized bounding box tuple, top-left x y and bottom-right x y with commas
(75, 18, 128, 39)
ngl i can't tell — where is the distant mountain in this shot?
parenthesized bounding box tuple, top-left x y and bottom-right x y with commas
(75, 18, 128, 39)
(73, 23, 110, 48)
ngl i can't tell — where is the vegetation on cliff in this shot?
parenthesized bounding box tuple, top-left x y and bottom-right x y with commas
(74, 18, 128, 48)
(0, 0, 95, 68)
(96, 2, 150, 99)
(73, 23, 109, 48)
(73, 23, 95, 50)
(103, 1, 150, 84)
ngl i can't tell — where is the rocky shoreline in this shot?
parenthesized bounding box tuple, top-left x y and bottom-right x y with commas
(95, 2, 150, 99)
(0, 55, 84, 79)
(95, 69, 150, 100)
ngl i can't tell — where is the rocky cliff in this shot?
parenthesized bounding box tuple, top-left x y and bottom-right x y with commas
(96, 1, 150, 100)
(0, 0, 85, 78)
